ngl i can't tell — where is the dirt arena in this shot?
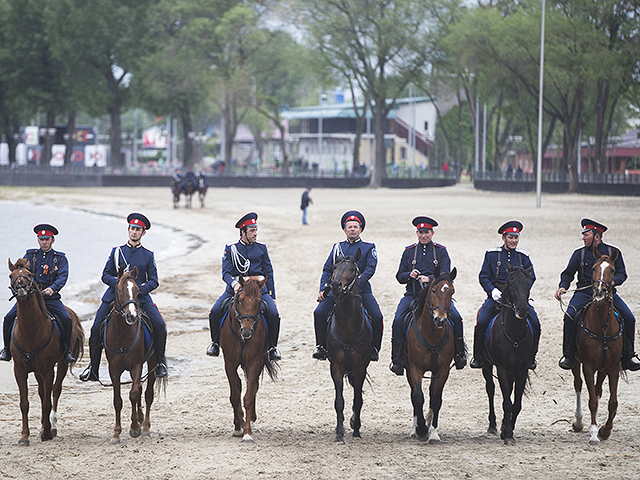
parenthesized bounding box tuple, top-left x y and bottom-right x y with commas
(0, 184, 639, 479)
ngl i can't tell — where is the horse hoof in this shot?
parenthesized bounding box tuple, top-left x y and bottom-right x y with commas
(141, 432, 151, 438)
(334, 436, 344, 444)
(18, 440, 29, 447)
(40, 431, 53, 441)
(51, 429, 57, 438)
(487, 427, 498, 435)
(572, 423, 584, 432)
(110, 438, 121, 444)
(598, 428, 611, 440)
(504, 438, 516, 446)
(429, 437, 442, 445)
(130, 428, 142, 438)
(589, 439, 600, 446)
(242, 434, 254, 443)
(352, 431, 361, 438)
(233, 429, 243, 437)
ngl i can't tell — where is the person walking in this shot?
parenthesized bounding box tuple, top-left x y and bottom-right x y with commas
(301, 187, 313, 225)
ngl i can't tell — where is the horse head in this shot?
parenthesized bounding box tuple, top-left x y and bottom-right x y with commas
(330, 248, 361, 296)
(8, 258, 35, 300)
(424, 265, 456, 328)
(504, 264, 532, 320)
(592, 247, 617, 302)
(235, 275, 267, 339)
(116, 265, 140, 325)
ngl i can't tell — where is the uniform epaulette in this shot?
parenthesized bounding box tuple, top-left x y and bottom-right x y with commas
(26, 248, 38, 254)
(404, 243, 417, 250)
(487, 247, 502, 253)
(434, 242, 447, 249)
(53, 250, 66, 257)
(604, 242, 620, 250)
(515, 247, 529, 256)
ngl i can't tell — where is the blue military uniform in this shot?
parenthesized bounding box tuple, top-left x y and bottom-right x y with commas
(471, 221, 540, 369)
(207, 213, 281, 358)
(558, 219, 639, 371)
(1, 224, 75, 363)
(390, 216, 466, 374)
(81, 213, 167, 381)
(313, 210, 383, 360)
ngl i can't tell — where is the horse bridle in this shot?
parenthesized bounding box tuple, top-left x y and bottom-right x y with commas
(424, 276, 452, 317)
(233, 288, 260, 339)
(114, 276, 140, 323)
(333, 258, 360, 295)
(499, 267, 530, 315)
(8, 270, 37, 300)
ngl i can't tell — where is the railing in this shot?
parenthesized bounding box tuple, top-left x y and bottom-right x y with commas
(475, 170, 640, 184)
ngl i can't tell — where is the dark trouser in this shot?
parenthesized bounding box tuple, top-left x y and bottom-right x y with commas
(313, 291, 383, 351)
(209, 291, 280, 349)
(88, 298, 167, 368)
(3, 298, 73, 355)
(563, 290, 636, 363)
(474, 297, 540, 360)
(390, 293, 464, 363)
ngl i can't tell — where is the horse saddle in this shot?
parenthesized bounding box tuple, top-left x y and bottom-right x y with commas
(485, 315, 535, 345)
(326, 305, 373, 337)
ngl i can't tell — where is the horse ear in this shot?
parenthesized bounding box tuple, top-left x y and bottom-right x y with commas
(449, 267, 457, 281)
(257, 276, 267, 289)
(130, 266, 138, 278)
(8, 258, 15, 271)
(354, 248, 361, 262)
(506, 263, 514, 272)
(434, 264, 441, 279)
(593, 244, 601, 260)
(117, 265, 125, 278)
(238, 274, 245, 286)
(610, 248, 619, 263)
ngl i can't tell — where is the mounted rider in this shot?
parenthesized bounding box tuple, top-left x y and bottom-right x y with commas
(470, 221, 540, 370)
(389, 216, 467, 375)
(312, 210, 383, 361)
(1, 224, 75, 364)
(555, 218, 640, 371)
(80, 213, 168, 381)
(206, 212, 281, 361)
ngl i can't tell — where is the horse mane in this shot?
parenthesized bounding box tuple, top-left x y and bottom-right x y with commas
(242, 278, 260, 297)
(15, 257, 30, 269)
(414, 273, 451, 318)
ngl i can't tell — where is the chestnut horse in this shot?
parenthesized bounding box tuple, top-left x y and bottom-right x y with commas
(326, 250, 373, 443)
(103, 265, 166, 444)
(8, 258, 84, 446)
(571, 247, 623, 445)
(197, 175, 208, 208)
(220, 275, 279, 442)
(405, 265, 456, 443)
(482, 264, 535, 445)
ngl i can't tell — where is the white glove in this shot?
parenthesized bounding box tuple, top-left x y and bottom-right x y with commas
(491, 288, 502, 302)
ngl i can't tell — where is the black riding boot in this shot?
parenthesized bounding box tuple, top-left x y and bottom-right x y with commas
(454, 337, 467, 370)
(0, 317, 13, 361)
(470, 328, 484, 368)
(529, 332, 540, 370)
(622, 330, 640, 372)
(154, 328, 168, 378)
(370, 317, 383, 362)
(79, 341, 102, 381)
(267, 315, 281, 361)
(206, 310, 221, 357)
(389, 340, 404, 376)
(312, 316, 328, 360)
(57, 319, 76, 364)
(559, 317, 576, 370)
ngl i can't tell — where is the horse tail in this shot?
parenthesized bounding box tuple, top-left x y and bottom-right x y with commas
(68, 308, 85, 370)
(262, 353, 280, 381)
(155, 375, 168, 397)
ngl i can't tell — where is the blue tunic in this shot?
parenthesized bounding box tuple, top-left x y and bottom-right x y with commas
(318, 239, 377, 294)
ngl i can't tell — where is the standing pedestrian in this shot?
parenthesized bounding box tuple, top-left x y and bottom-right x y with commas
(301, 187, 313, 225)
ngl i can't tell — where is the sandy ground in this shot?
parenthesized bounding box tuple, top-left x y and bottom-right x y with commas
(0, 183, 639, 480)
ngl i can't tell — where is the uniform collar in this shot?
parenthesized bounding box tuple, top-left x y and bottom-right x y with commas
(346, 237, 361, 244)
(127, 242, 142, 248)
(240, 239, 254, 246)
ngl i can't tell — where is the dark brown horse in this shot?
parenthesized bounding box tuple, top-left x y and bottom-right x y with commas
(326, 250, 373, 443)
(405, 265, 456, 443)
(482, 264, 535, 445)
(220, 275, 278, 442)
(172, 179, 181, 209)
(8, 258, 84, 446)
(197, 176, 207, 208)
(103, 265, 165, 444)
(571, 247, 622, 445)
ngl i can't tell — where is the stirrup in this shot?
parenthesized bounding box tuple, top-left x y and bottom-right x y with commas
(79, 365, 99, 382)
(62, 350, 76, 364)
(389, 362, 404, 376)
(470, 356, 482, 369)
(0, 348, 11, 362)
(155, 362, 168, 378)
(268, 347, 281, 361)
(558, 355, 574, 370)
(312, 345, 327, 360)
(206, 342, 220, 357)
(626, 354, 640, 372)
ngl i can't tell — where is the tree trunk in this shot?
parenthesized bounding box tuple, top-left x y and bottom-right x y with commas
(64, 114, 76, 166)
(368, 100, 386, 188)
(42, 112, 55, 166)
(182, 111, 194, 168)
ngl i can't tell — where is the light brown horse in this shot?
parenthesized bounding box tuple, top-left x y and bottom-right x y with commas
(8, 258, 84, 446)
(220, 275, 278, 442)
(571, 247, 623, 445)
(405, 265, 456, 443)
(103, 265, 166, 444)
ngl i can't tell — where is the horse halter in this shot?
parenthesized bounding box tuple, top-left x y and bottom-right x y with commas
(233, 288, 260, 339)
(9, 269, 37, 300)
(424, 276, 452, 324)
(592, 257, 614, 302)
(332, 258, 360, 295)
(500, 266, 530, 318)
(115, 276, 140, 325)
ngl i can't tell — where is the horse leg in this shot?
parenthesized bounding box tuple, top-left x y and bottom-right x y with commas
(497, 370, 515, 445)
(15, 370, 30, 446)
(224, 361, 244, 437)
(331, 361, 346, 443)
(50, 362, 68, 437)
(38, 370, 55, 441)
(572, 362, 584, 432)
(408, 368, 427, 440)
(511, 374, 527, 436)
(427, 368, 450, 444)
(581, 363, 600, 445)
(482, 364, 497, 435)
(598, 371, 619, 441)
(110, 371, 123, 444)
(350, 370, 366, 438)
(128, 365, 143, 438)
(242, 361, 262, 442)
(142, 361, 156, 437)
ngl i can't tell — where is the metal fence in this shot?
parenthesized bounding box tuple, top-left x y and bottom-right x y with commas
(475, 170, 640, 184)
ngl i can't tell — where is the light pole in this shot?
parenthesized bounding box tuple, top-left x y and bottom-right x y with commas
(536, 0, 546, 208)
